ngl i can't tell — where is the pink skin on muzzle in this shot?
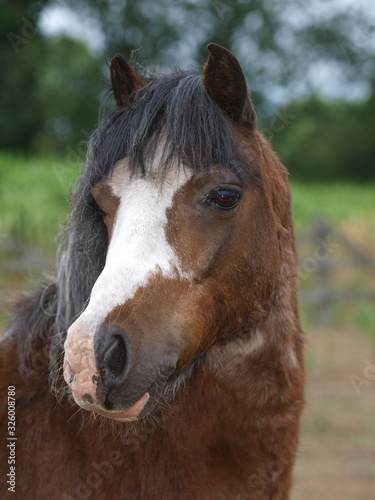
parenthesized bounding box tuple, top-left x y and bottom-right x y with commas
(63, 322, 149, 421)
(63, 325, 98, 402)
(97, 393, 150, 422)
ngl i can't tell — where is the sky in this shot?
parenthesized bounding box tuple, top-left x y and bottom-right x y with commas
(38, 0, 375, 106)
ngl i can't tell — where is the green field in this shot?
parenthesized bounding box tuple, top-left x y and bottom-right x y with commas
(0, 152, 81, 252)
(1, 151, 375, 251)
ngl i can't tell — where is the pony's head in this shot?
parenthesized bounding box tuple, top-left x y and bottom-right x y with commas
(62, 44, 290, 422)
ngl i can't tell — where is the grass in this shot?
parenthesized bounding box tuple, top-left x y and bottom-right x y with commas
(292, 327, 375, 500)
(1, 151, 374, 333)
(1, 151, 374, 251)
(291, 181, 375, 232)
(0, 151, 81, 252)
(291, 181, 375, 251)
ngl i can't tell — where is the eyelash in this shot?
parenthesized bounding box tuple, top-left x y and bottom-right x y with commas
(201, 188, 241, 210)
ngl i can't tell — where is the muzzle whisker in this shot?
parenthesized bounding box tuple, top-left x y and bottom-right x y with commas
(66, 406, 84, 423)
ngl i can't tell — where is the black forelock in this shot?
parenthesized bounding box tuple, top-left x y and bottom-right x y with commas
(87, 70, 255, 183)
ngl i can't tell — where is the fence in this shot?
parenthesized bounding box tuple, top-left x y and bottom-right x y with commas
(0, 233, 53, 273)
(1, 219, 375, 327)
(297, 218, 375, 327)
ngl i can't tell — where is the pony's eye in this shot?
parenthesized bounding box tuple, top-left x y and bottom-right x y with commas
(208, 189, 241, 210)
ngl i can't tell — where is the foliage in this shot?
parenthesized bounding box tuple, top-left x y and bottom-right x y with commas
(0, 152, 80, 251)
(0, 3, 103, 154)
(29, 37, 104, 154)
(270, 91, 375, 180)
(62, 0, 375, 112)
(1, 0, 375, 180)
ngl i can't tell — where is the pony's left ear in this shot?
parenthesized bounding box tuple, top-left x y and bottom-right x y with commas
(203, 43, 256, 128)
(110, 53, 148, 106)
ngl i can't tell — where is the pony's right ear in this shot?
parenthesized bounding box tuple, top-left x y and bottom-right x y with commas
(110, 54, 148, 106)
(203, 43, 256, 128)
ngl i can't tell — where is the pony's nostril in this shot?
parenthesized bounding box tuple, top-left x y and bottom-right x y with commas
(94, 325, 133, 388)
(105, 336, 127, 379)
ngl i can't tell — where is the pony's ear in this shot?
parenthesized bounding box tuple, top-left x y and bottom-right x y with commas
(203, 43, 256, 127)
(110, 53, 148, 106)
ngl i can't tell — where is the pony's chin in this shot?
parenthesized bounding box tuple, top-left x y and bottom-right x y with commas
(97, 392, 150, 422)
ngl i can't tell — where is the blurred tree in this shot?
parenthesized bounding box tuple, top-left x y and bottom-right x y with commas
(31, 37, 103, 154)
(271, 88, 375, 181)
(0, 1, 46, 150)
(60, 0, 375, 180)
(1, 0, 375, 180)
(62, 0, 375, 113)
(0, 3, 102, 154)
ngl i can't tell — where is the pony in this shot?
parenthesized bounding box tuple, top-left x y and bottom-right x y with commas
(0, 43, 304, 499)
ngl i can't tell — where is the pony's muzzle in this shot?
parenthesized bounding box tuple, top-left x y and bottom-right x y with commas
(63, 322, 133, 411)
(64, 319, 173, 421)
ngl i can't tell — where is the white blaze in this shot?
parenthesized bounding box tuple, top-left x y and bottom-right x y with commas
(74, 160, 192, 331)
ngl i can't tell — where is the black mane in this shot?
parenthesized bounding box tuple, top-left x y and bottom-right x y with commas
(11, 69, 257, 390)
